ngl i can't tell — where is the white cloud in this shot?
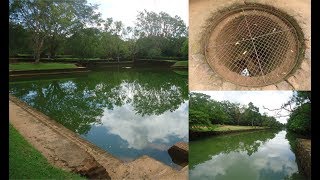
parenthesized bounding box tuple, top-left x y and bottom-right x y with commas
(88, 0, 188, 27)
(193, 91, 294, 123)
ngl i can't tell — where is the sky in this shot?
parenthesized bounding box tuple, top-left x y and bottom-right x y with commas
(193, 91, 294, 124)
(88, 0, 188, 27)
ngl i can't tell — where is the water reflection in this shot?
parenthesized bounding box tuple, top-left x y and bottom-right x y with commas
(190, 130, 303, 180)
(99, 102, 188, 150)
(9, 69, 188, 167)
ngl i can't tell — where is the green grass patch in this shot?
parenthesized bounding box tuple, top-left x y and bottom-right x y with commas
(214, 125, 266, 131)
(162, 60, 179, 62)
(190, 124, 218, 132)
(138, 59, 178, 62)
(9, 124, 85, 179)
(173, 70, 188, 76)
(55, 57, 102, 60)
(190, 124, 266, 132)
(171, 61, 188, 67)
(9, 63, 78, 70)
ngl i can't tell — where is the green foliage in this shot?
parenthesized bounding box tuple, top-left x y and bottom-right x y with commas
(147, 48, 162, 58)
(291, 91, 311, 105)
(189, 109, 211, 126)
(180, 39, 188, 58)
(9, 124, 84, 179)
(287, 102, 311, 136)
(67, 28, 104, 58)
(135, 10, 187, 38)
(189, 92, 283, 129)
(10, 3, 187, 61)
(9, 23, 33, 56)
(171, 61, 188, 67)
(10, 0, 101, 61)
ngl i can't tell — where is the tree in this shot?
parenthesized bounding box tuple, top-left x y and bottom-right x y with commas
(102, 18, 129, 60)
(9, 22, 32, 56)
(189, 92, 213, 126)
(135, 10, 187, 38)
(180, 38, 188, 58)
(263, 91, 311, 117)
(67, 28, 103, 58)
(189, 92, 282, 128)
(210, 101, 229, 124)
(134, 10, 187, 59)
(243, 102, 260, 127)
(125, 27, 140, 60)
(9, 0, 102, 62)
(287, 101, 311, 136)
(263, 91, 311, 135)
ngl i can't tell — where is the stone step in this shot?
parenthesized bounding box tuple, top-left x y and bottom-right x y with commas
(168, 142, 189, 167)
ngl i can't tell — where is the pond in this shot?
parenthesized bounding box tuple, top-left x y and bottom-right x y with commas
(189, 130, 305, 180)
(9, 68, 188, 168)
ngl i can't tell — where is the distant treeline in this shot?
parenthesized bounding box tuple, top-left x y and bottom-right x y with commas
(9, 0, 188, 62)
(189, 92, 284, 129)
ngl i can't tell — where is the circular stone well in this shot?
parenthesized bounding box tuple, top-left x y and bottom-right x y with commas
(204, 4, 304, 87)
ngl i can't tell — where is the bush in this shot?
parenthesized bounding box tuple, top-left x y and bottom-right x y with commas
(287, 103, 311, 136)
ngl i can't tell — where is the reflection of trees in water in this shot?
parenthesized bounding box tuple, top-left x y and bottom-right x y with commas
(284, 172, 306, 180)
(9, 69, 188, 134)
(285, 131, 309, 180)
(285, 130, 310, 153)
(190, 130, 279, 167)
(285, 131, 299, 152)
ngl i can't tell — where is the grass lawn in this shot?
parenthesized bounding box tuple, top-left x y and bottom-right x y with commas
(190, 124, 266, 132)
(173, 70, 188, 76)
(9, 124, 85, 179)
(190, 125, 217, 132)
(137, 59, 178, 62)
(9, 63, 78, 71)
(171, 61, 188, 67)
(162, 60, 179, 62)
(56, 57, 101, 60)
(214, 125, 266, 131)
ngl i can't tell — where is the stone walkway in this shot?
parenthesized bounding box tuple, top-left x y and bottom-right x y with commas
(189, 0, 311, 90)
(9, 95, 188, 179)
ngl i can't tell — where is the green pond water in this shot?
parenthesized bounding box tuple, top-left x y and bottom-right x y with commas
(9, 68, 188, 168)
(189, 130, 306, 180)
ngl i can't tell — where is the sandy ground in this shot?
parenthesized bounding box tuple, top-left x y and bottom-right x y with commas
(189, 0, 311, 90)
(9, 95, 188, 179)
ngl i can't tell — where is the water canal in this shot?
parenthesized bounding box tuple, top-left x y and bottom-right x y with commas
(9, 68, 188, 168)
(189, 130, 305, 180)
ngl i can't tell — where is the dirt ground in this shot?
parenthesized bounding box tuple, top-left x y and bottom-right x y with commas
(189, 0, 311, 90)
(9, 95, 188, 179)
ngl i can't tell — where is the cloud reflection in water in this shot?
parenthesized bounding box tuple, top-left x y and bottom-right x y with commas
(100, 101, 188, 150)
(190, 131, 299, 180)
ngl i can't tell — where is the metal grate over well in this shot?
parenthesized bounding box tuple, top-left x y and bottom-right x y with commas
(205, 5, 302, 87)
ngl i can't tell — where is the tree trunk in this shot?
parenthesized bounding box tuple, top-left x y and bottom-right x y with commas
(33, 33, 45, 63)
(35, 52, 40, 63)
